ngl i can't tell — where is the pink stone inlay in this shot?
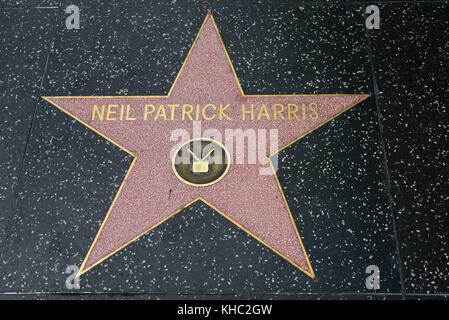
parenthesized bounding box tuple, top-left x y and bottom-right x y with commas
(45, 15, 369, 278)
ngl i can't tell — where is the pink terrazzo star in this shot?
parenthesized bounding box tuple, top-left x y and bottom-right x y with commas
(43, 14, 370, 279)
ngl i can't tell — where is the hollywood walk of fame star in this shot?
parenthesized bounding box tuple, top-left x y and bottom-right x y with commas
(42, 13, 370, 279)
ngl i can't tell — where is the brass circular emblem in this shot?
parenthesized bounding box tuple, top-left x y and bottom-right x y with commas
(172, 138, 230, 187)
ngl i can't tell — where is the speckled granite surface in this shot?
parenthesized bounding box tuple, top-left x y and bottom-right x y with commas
(0, 8, 56, 252)
(368, 3, 449, 294)
(0, 2, 447, 299)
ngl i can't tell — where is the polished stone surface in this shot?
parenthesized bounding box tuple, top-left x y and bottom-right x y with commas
(0, 8, 56, 251)
(368, 2, 449, 294)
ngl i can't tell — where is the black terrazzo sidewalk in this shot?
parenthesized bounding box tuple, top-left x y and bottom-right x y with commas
(0, 1, 447, 300)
